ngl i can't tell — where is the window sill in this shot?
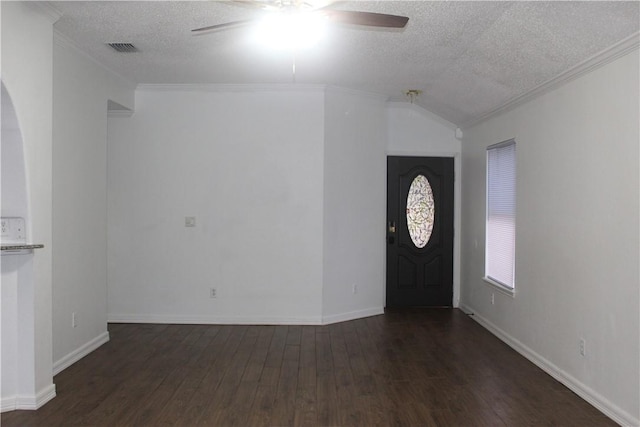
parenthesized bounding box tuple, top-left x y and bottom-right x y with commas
(483, 277, 515, 298)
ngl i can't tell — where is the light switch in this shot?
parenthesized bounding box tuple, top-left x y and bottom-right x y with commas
(185, 216, 196, 227)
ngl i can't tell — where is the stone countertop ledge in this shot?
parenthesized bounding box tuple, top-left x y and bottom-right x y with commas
(1, 244, 45, 251)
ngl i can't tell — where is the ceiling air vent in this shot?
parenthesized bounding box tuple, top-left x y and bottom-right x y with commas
(107, 43, 138, 53)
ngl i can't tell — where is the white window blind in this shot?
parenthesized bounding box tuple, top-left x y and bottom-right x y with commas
(486, 140, 516, 289)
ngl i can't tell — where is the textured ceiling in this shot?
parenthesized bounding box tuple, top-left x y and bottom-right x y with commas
(50, 1, 639, 126)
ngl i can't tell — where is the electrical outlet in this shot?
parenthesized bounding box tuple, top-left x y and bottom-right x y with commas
(72, 312, 78, 328)
(210, 288, 217, 298)
(491, 293, 495, 305)
(579, 338, 586, 357)
(0, 217, 25, 242)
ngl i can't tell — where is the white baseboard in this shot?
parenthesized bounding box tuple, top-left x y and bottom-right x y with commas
(109, 308, 385, 326)
(1, 396, 18, 413)
(459, 303, 639, 427)
(53, 331, 110, 376)
(1, 383, 56, 413)
(108, 313, 324, 325)
(322, 306, 384, 325)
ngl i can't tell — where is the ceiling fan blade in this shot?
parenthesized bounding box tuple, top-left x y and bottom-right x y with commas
(324, 10, 409, 28)
(192, 19, 254, 33)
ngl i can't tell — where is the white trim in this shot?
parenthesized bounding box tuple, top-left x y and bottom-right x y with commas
(459, 303, 639, 427)
(322, 307, 384, 325)
(107, 110, 134, 118)
(463, 32, 640, 129)
(108, 310, 389, 326)
(0, 397, 16, 413)
(53, 331, 110, 376)
(108, 100, 134, 117)
(482, 276, 515, 298)
(108, 313, 324, 325)
(386, 149, 459, 158)
(32, 384, 57, 410)
(26, 2, 63, 23)
(135, 84, 388, 101)
(137, 83, 326, 94)
(1, 384, 56, 413)
(325, 85, 389, 102)
(53, 30, 136, 90)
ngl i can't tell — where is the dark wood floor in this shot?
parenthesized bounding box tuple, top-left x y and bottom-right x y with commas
(3, 309, 615, 426)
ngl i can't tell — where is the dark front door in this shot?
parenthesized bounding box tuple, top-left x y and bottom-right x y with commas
(386, 156, 454, 307)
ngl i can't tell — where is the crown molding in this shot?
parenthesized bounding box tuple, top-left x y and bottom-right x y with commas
(26, 2, 63, 23)
(135, 84, 390, 102)
(463, 31, 640, 130)
(108, 99, 133, 117)
(53, 30, 136, 89)
(136, 83, 327, 93)
(324, 85, 389, 102)
(107, 110, 134, 118)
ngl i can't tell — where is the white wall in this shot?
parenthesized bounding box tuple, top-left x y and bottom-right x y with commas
(321, 88, 387, 323)
(51, 34, 134, 373)
(460, 49, 639, 425)
(1, 130, 28, 218)
(386, 102, 462, 306)
(1, 1, 57, 410)
(107, 86, 325, 324)
(387, 102, 460, 154)
(107, 86, 464, 325)
(1, 84, 29, 219)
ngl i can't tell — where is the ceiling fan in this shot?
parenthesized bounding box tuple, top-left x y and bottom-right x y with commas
(192, 0, 409, 34)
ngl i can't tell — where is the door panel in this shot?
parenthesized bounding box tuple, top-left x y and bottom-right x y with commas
(398, 256, 417, 289)
(386, 156, 454, 307)
(424, 256, 442, 288)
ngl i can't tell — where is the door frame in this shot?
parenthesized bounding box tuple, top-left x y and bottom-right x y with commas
(385, 151, 461, 308)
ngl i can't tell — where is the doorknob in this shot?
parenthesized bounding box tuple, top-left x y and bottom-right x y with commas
(388, 221, 396, 233)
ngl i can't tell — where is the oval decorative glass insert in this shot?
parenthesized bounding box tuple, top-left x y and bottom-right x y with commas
(406, 174, 435, 248)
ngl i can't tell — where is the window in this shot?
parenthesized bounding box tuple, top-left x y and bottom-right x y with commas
(486, 139, 516, 290)
(406, 174, 435, 249)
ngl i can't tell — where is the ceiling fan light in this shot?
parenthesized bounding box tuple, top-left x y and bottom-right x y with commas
(253, 12, 327, 50)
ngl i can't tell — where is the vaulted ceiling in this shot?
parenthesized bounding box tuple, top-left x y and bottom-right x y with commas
(50, 1, 639, 127)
